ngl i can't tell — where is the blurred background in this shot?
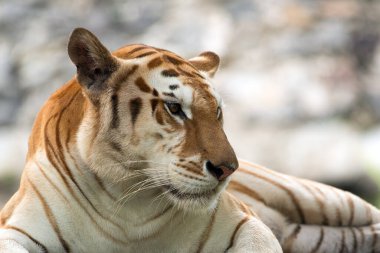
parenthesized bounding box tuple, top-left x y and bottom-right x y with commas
(1, 0, 380, 208)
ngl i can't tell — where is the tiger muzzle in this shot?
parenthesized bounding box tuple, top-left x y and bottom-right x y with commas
(201, 125, 239, 181)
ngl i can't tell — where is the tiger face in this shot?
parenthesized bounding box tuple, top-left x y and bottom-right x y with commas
(68, 28, 238, 210)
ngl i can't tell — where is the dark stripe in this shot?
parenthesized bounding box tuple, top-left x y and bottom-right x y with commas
(175, 163, 204, 176)
(371, 225, 377, 253)
(351, 228, 358, 252)
(111, 94, 119, 128)
(312, 186, 331, 225)
(163, 126, 175, 133)
(28, 179, 70, 253)
(36, 162, 70, 204)
(155, 111, 164, 125)
(153, 47, 171, 53)
(358, 227, 365, 248)
(93, 173, 116, 201)
(162, 92, 176, 98)
(168, 141, 181, 151)
(153, 132, 163, 139)
(147, 57, 163, 69)
(339, 230, 346, 253)
(336, 208, 343, 226)
(176, 170, 207, 182)
(188, 161, 200, 167)
(135, 51, 156, 58)
(6, 225, 48, 253)
(54, 93, 109, 218)
(169, 84, 179, 90)
(346, 193, 355, 225)
(109, 141, 123, 153)
(113, 65, 139, 90)
(150, 99, 159, 114)
(44, 114, 74, 196)
(332, 189, 344, 226)
(233, 198, 254, 216)
(365, 203, 373, 225)
(228, 181, 266, 204)
(164, 55, 183, 65)
(284, 224, 301, 252)
(152, 89, 159, 96)
(225, 216, 250, 251)
(40, 142, 129, 245)
(184, 62, 199, 72)
(300, 181, 329, 225)
(192, 71, 205, 79)
(43, 98, 129, 242)
(67, 145, 116, 201)
(64, 126, 71, 149)
(177, 67, 196, 78)
(162, 69, 179, 77)
(310, 227, 324, 253)
(240, 167, 306, 223)
(135, 77, 151, 93)
(130, 98, 142, 125)
(126, 46, 148, 56)
(196, 208, 218, 253)
(44, 93, 85, 201)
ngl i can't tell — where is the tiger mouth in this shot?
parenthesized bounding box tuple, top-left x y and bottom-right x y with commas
(163, 185, 216, 199)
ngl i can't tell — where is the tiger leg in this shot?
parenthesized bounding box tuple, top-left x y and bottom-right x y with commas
(282, 223, 380, 253)
(230, 196, 380, 252)
(0, 228, 45, 253)
(226, 217, 283, 253)
(0, 239, 29, 253)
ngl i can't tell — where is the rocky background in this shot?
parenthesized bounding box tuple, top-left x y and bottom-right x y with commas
(1, 0, 380, 207)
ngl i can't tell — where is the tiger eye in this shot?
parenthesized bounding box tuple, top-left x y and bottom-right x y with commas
(168, 103, 181, 114)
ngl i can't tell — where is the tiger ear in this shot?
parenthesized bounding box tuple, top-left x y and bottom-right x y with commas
(189, 52, 220, 78)
(68, 27, 118, 93)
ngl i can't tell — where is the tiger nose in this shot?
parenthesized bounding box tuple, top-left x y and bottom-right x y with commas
(206, 161, 237, 181)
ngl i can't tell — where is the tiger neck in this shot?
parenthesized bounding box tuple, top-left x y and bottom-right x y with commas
(27, 79, 85, 160)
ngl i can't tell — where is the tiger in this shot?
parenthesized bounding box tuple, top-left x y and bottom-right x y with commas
(0, 27, 378, 253)
(0, 27, 281, 253)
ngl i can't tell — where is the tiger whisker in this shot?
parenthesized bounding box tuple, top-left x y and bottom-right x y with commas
(151, 189, 172, 214)
(115, 178, 169, 204)
(107, 167, 169, 186)
(104, 160, 172, 168)
(112, 180, 169, 217)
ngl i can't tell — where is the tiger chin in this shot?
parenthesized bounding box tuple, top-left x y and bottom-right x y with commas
(0, 28, 282, 253)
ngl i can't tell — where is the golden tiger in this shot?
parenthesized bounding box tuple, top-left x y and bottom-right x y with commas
(0, 27, 378, 253)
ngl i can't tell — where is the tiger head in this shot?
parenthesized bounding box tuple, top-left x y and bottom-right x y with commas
(67, 28, 238, 210)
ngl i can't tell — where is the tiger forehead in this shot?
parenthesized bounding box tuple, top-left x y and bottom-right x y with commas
(113, 44, 206, 82)
(111, 44, 221, 108)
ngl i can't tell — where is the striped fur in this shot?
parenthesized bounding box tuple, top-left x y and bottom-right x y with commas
(229, 160, 380, 252)
(0, 28, 281, 252)
(1, 27, 379, 253)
